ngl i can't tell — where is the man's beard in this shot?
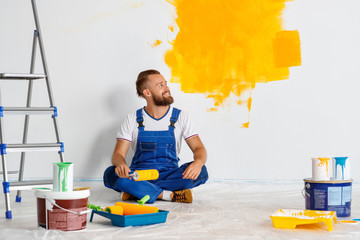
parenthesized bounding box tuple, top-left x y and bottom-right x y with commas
(152, 92, 174, 106)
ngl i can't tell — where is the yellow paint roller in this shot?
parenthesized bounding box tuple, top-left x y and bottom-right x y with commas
(130, 169, 159, 181)
(105, 205, 124, 215)
(115, 202, 159, 215)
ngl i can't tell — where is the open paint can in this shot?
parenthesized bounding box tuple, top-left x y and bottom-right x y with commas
(311, 157, 331, 181)
(332, 157, 350, 180)
(303, 178, 352, 217)
(35, 189, 90, 231)
(53, 162, 73, 192)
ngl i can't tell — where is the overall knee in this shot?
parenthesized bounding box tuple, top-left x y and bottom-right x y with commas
(103, 166, 117, 188)
(199, 165, 209, 181)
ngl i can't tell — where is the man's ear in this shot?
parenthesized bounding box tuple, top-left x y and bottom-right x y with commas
(143, 89, 151, 97)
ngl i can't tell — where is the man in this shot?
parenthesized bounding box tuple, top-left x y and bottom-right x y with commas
(103, 69, 208, 203)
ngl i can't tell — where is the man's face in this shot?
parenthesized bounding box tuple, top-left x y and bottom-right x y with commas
(147, 74, 174, 106)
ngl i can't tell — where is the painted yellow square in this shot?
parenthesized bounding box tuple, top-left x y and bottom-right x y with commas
(274, 30, 301, 68)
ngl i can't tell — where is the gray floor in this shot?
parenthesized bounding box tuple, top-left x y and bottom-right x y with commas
(0, 180, 359, 239)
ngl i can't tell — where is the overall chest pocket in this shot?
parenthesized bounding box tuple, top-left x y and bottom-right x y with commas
(140, 142, 157, 151)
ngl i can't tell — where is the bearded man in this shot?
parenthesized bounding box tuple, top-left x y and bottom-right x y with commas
(103, 69, 208, 203)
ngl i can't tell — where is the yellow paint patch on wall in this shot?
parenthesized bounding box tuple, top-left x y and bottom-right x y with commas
(150, 39, 163, 48)
(274, 30, 301, 67)
(165, 0, 301, 124)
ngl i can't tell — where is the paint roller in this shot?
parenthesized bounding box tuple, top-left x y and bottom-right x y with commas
(129, 169, 159, 181)
(115, 202, 159, 215)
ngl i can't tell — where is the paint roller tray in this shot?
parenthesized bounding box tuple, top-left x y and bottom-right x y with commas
(270, 209, 337, 231)
(90, 209, 169, 227)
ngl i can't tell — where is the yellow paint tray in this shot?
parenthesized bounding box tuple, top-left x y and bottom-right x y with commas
(270, 209, 337, 231)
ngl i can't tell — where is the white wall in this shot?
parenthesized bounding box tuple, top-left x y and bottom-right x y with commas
(0, 0, 359, 181)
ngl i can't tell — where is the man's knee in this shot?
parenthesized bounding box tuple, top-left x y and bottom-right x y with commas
(196, 165, 208, 184)
(103, 166, 117, 188)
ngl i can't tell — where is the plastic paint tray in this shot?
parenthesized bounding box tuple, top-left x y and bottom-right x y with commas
(270, 209, 337, 231)
(89, 209, 169, 227)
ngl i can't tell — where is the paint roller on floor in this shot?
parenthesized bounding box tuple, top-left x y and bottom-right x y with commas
(88, 201, 159, 216)
(129, 169, 159, 181)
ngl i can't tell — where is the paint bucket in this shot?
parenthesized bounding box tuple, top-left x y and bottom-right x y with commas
(311, 157, 331, 181)
(332, 157, 350, 180)
(35, 189, 90, 231)
(53, 162, 73, 192)
(303, 178, 352, 217)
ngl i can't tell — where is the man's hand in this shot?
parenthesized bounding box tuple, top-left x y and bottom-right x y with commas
(115, 163, 131, 178)
(184, 136, 207, 180)
(183, 161, 203, 180)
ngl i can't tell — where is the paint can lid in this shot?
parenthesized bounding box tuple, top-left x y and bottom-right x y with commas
(34, 189, 90, 200)
(303, 178, 353, 183)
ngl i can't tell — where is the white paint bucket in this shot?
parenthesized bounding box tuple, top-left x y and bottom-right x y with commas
(35, 189, 90, 231)
(332, 157, 350, 180)
(312, 157, 331, 181)
(53, 162, 73, 192)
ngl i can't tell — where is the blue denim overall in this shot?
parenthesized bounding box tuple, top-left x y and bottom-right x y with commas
(103, 107, 208, 203)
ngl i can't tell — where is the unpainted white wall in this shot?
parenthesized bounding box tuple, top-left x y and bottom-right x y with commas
(0, 0, 359, 181)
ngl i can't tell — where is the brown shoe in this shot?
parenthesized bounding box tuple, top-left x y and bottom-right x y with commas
(120, 192, 137, 201)
(171, 189, 193, 203)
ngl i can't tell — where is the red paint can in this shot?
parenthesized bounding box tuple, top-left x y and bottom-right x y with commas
(35, 189, 90, 231)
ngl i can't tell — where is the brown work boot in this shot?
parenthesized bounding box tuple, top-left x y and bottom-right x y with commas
(120, 192, 137, 201)
(171, 189, 193, 203)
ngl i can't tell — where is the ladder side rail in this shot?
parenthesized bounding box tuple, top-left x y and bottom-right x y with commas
(17, 30, 38, 201)
(31, 0, 54, 106)
(31, 0, 64, 162)
(0, 116, 12, 219)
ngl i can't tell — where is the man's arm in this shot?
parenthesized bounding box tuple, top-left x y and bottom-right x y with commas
(182, 136, 207, 180)
(112, 140, 131, 178)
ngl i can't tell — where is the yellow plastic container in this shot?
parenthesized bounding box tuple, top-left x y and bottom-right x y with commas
(270, 209, 337, 231)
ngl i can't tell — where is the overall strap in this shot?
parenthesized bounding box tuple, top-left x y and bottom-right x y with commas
(169, 107, 181, 129)
(136, 108, 144, 129)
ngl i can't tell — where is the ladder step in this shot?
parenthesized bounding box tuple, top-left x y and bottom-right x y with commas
(9, 180, 52, 191)
(1, 107, 56, 115)
(0, 73, 46, 80)
(0, 171, 19, 175)
(2, 143, 63, 153)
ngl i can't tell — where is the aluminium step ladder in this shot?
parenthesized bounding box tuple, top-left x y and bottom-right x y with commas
(0, 0, 64, 219)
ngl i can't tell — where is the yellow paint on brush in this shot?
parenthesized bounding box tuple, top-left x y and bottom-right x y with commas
(318, 158, 330, 177)
(165, 0, 301, 123)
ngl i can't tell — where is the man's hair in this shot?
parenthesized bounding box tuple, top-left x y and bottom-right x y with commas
(136, 69, 160, 98)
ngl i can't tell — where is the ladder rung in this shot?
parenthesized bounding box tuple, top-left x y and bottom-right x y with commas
(9, 180, 52, 191)
(2, 107, 56, 115)
(0, 73, 46, 80)
(3, 143, 63, 153)
(0, 171, 19, 175)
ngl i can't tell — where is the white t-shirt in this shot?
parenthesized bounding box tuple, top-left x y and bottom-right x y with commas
(116, 106, 198, 156)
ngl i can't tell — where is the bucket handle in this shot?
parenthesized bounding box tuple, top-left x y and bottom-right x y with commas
(302, 187, 310, 199)
(46, 198, 92, 215)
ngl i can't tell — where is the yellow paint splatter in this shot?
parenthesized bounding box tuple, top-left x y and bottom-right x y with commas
(165, 0, 301, 125)
(151, 39, 163, 48)
(318, 158, 330, 177)
(207, 108, 218, 112)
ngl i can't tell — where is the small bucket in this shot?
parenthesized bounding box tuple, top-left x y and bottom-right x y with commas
(303, 178, 352, 217)
(35, 189, 91, 231)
